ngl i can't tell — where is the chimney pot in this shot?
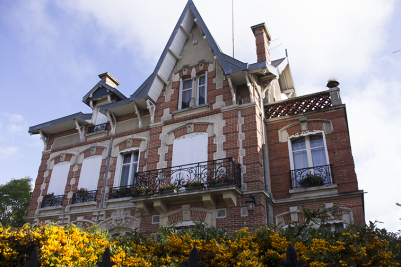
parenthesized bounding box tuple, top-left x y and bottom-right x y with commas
(98, 72, 120, 88)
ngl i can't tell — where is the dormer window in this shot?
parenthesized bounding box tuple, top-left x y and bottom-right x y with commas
(178, 72, 208, 110)
(182, 80, 192, 109)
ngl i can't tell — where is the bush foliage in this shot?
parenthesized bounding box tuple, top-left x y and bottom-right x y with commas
(0, 220, 400, 267)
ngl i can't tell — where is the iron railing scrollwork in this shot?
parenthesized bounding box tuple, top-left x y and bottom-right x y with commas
(72, 190, 97, 204)
(109, 185, 135, 199)
(41, 195, 64, 208)
(87, 123, 108, 134)
(135, 157, 241, 190)
(290, 164, 333, 189)
(108, 157, 241, 199)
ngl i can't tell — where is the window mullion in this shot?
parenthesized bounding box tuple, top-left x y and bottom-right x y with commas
(305, 136, 313, 167)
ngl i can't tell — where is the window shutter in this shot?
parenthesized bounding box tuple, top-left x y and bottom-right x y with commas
(78, 155, 102, 190)
(47, 162, 70, 195)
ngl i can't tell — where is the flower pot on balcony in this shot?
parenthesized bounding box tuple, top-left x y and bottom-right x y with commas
(209, 181, 232, 188)
(301, 181, 324, 188)
(184, 185, 205, 192)
(159, 189, 175, 195)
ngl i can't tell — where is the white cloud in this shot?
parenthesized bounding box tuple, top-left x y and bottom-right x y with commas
(0, 146, 18, 159)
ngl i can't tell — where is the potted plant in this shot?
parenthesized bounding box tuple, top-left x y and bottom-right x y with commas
(130, 187, 143, 197)
(140, 186, 156, 196)
(159, 183, 179, 194)
(184, 180, 205, 191)
(43, 192, 55, 199)
(208, 175, 232, 188)
(327, 78, 339, 88)
(299, 174, 324, 188)
(76, 187, 89, 195)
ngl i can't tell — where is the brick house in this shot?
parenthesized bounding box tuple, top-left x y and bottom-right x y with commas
(26, 0, 364, 235)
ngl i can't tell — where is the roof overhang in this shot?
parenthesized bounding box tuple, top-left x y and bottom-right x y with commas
(28, 112, 91, 135)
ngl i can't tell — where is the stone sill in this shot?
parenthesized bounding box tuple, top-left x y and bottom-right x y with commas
(68, 201, 97, 212)
(172, 104, 210, 118)
(289, 184, 338, 198)
(38, 205, 63, 215)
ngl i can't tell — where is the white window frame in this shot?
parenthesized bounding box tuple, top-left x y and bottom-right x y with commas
(47, 162, 70, 196)
(113, 147, 140, 187)
(217, 208, 226, 218)
(152, 215, 160, 224)
(287, 130, 330, 171)
(178, 72, 208, 110)
(78, 155, 103, 191)
(197, 73, 207, 106)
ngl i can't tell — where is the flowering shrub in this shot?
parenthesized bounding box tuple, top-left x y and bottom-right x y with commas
(0, 221, 400, 266)
(43, 192, 54, 199)
(207, 175, 230, 185)
(184, 179, 204, 188)
(77, 188, 89, 194)
(159, 183, 179, 190)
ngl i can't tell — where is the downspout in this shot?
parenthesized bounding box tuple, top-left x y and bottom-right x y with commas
(97, 137, 113, 223)
(259, 81, 273, 225)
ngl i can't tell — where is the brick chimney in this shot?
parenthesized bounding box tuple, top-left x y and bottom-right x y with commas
(98, 72, 121, 88)
(251, 23, 272, 64)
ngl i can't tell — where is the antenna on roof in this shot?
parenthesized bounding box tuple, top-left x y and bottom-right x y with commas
(393, 49, 401, 53)
(232, 0, 234, 57)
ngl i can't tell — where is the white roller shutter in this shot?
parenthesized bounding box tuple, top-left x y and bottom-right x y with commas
(78, 156, 103, 190)
(47, 162, 70, 196)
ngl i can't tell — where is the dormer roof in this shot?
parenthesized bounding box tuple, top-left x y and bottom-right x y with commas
(82, 80, 127, 106)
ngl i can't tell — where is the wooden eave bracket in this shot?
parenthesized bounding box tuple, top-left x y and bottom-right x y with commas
(249, 74, 262, 101)
(180, 24, 190, 37)
(133, 102, 143, 128)
(74, 120, 86, 142)
(153, 199, 168, 214)
(38, 130, 49, 151)
(227, 76, 236, 104)
(106, 111, 117, 135)
(146, 99, 156, 124)
(244, 72, 254, 103)
(136, 201, 150, 216)
(168, 48, 181, 60)
(157, 72, 169, 85)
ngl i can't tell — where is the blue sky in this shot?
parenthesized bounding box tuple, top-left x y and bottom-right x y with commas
(0, 0, 400, 232)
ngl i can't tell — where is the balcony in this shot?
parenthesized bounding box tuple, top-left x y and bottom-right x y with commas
(87, 122, 108, 134)
(71, 190, 97, 204)
(290, 164, 334, 189)
(108, 157, 241, 200)
(41, 195, 64, 208)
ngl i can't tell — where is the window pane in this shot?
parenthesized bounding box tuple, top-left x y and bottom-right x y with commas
(199, 86, 205, 105)
(120, 165, 130, 186)
(310, 135, 324, 148)
(183, 80, 192, 90)
(311, 147, 327, 166)
(293, 150, 308, 169)
(291, 137, 306, 151)
(123, 153, 131, 164)
(182, 89, 192, 109)
(199, 76, 205, 86)
(132, 151, 139, 162)
(130, 163, 138, 185)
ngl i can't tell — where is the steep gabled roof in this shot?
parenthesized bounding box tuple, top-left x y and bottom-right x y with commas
(82, 80, 127, 106)
(129, 0, 246, 104)
(28, 112, 91, 134)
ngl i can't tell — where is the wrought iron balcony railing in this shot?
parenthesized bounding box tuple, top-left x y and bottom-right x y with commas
(108, 157, 241, 199)
(109, 185, 135, 199)
(71, 190, 97, 204)
(41, 195, 64, 208)
(87, 122, 108, 134)
(290, 164, 334, 189)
